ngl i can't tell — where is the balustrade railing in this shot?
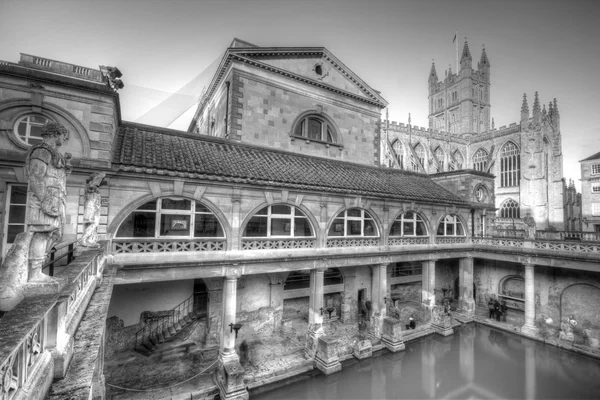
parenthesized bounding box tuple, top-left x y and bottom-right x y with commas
(435, 236, 467, 244)
(473, 236, 524, 248)
(326, 237, 380, 248)
(112, 238, 225, 254)
(388, 237, 429, 246)
(242, 238, 316, 250)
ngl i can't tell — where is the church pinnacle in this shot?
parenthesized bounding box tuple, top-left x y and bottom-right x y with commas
(521, 93, 529, 125)
(480, 45, 490, 66)
(460, 39, 472, 71)
(429, 61, 438, 82)
(532, 91, 541, 124)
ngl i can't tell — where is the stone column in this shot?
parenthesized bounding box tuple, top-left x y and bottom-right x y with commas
(216, 272, 248, 400)
(369, 264, 388, 340)
(521, 263, 538, 336)
(458, 257, 475, 315)
(204, 278, 224, 348)
(305, 267, 325, 358)
(421, 259, 436, 307)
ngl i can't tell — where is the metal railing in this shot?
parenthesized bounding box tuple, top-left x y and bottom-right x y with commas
(42, 241, 77, 276)
(134, 293, 195, 351)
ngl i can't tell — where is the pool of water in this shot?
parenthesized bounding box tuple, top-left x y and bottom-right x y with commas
(253, 324, 600, 399)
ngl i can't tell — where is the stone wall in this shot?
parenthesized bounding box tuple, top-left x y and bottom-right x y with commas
(282, 297, 309, 320)
(435, 259, 458, 304)
(391, 282, 421, 303)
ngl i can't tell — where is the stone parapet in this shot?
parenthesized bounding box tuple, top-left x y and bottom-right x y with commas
(215, 358, 248, 400)
(353, 339, 372, 360)
(381, 317, 405, 352)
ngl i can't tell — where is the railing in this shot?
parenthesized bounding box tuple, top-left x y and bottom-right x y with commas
(112, 238, 225, 254)
(242, 238, 316, 250)
(134, 293, 195, 351)
(0, 304, 51, 400)
(43, 241, 77, 276)
(326, 237, 380, 248)
(435, 236, 467, 244)
(388, 237, 429, 246)
(472, 236, 524, 248)
(533, 241, 600, 254)
(535, 230, 600, 242)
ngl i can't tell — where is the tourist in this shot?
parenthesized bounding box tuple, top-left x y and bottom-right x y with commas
(494, 299, 501, 321)
(406, 317, 416, 330)
(488, 298, 495, 318)
(500, 302, 508, 322)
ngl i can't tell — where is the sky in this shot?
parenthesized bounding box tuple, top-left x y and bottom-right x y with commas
(1, 0, 599, 189)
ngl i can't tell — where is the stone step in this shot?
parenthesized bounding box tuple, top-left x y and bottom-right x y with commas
(174, 322, 182, 332)
(189, 311, 198, 320)
(157, 331, 165, 343)
(183, 315, 192, 324)
(163, 328, 172, 340)
(168, 325, 177, 336)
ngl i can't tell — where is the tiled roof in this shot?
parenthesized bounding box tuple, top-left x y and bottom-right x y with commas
(580, 151, 600, 162)
(113, 123, 469, 206)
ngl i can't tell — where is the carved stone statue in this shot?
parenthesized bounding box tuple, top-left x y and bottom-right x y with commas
(79, 172, 106, 248)
(523, 213, 536, 240)
(0, 122, 71, 311)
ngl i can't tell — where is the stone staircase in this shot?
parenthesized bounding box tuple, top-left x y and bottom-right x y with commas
(134, 294, 202, 356)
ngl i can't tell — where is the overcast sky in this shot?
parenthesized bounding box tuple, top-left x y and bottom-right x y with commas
(2, 0, 599, 189)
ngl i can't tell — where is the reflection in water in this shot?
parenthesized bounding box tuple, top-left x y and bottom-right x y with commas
(254, 324, 600, 399)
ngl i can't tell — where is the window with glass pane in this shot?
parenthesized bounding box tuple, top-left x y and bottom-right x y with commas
(243, 205, 313, 238)
(6, 184, 27, 244)
(592, 164, 600, 176)
(500, 199, 520, 219)
(473, 148, 488, 171)
(292, 114, 337, 144)
(390, 211, 427, 236)
(115, 198, 224, 239)
(454, 150, 464, 169)
(414, 143, 426, 168)
(500, 141, 520, 187)
(437, 215, 464, 236)
(328, 208, 378, 237)
(15, 115, 49, 146)
(434, 147, 444, 172)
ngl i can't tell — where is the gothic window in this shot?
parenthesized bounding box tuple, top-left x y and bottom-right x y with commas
(473, 148, 488, 171)
(244, 205, 313, 238)
(115, 198, 225, 238)
(414, 143, 426, 169)
(453, 150, 464, 170)
(437, 98, 443, 108)
(2, 183, 27, 256)
(328, 208, 378, 237)
(293, 114, 337, 144)
(500, 199, 520, 219)
(389, 211, 428, 237)
(500, 141, 520, 187)
(434, 147, 445, 172)
(452, 91, 458, 102)
(436, 214, 465, 236)
(14, 114, 50, 146)
(391, 140, 404, 169)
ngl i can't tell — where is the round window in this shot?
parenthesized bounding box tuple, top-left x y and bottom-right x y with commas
(14, 115, 50, 146)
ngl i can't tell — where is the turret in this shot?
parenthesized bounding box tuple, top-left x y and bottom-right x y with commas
(520, 93, 529, 126)
(532, 91, 541, 124)
(460, 40, 472, 72)
(429, 62, 438, 84)
(478, 45, 490, 80)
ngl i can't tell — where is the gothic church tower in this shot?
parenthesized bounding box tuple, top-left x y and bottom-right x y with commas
(428, 41, 491, 135)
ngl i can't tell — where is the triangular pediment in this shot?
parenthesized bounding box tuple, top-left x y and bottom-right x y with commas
(230, 47, 386, 106)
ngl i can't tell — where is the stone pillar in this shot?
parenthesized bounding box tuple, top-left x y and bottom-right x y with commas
(521, 263, 538, 336)
(216, 273, 248, 400)
(205, 278, 224, 348)
(458, 257, 475, 315)
(315, 336, 342, 375)
(369, 264, 388, 340)
(305, 267, 325, 358)
(421, 259, 436, 307)
(431, 305, 454, 336)
(381, 317, 405, 352)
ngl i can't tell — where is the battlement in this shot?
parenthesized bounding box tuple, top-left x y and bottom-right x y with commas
(17, 53, 104, 83)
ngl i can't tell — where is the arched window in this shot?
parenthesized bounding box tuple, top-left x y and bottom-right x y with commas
(284, 268, 343, 290)
(244, 205, 313, 238)
(434, 147, 444, 172)
(414, 143, 426, 170)
(116, 198, 224, 238)
(391, 140, 405, 169)
(500, 199, 520, 219)
(500, 141, 520, 187)
(452, 150, 464, 170)
(437, 215, 465, 236)
(473, 148, 488, 171)
(328, 208, 378, 237)
(390, 212, 427, 236)
(14, 114, 50, 146)
(293, 114, 337, 144)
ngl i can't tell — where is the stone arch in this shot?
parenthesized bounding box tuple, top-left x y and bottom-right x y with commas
(388, 209, 431, 237)
(289, 109, 343, 146)
(559, 283, 600, 329)
(434, 213, 468, 236)
(326, 205, 384, 241)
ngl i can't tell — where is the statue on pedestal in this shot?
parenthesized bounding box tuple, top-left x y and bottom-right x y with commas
(79, 172, 106, 248)
(523, 213, 536, 240)
(0, 122, 71, 311)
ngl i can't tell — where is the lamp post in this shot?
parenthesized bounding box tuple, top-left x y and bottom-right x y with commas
(229, 323, 243, 339)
